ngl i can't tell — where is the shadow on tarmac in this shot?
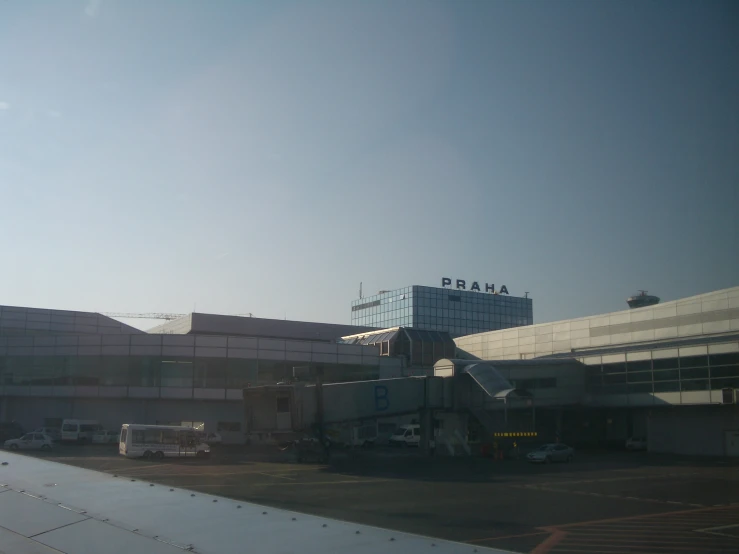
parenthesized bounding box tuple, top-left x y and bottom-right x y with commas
(310, 447, 739, 483)
(15, 443, 737, 482)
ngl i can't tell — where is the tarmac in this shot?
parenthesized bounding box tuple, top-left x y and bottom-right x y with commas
(14, 444, 739, 554)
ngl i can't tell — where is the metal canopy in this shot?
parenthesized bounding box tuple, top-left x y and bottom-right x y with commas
(340, 327, 456, 347)
(493, 388, 533, 399)
(402, 328, 455, 346)
(462, 363, 515, 398)
(340, 329, 401, 346)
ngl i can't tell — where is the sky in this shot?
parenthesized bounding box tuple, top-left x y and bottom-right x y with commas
(0, 0, 737, 330)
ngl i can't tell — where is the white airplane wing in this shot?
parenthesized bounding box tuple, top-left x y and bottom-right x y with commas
(0, 451, 513, 554)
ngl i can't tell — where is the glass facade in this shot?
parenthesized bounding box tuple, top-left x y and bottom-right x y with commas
(586, 351, 739, 395)
(0, 355, 379, 389)
(351, 285, 533, 337)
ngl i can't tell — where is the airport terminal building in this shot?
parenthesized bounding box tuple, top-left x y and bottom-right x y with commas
(351, 282, 533, 336)
(455, 286, 739, 456)
(0, 309, 398, 440)
(1, 286, 737, 456)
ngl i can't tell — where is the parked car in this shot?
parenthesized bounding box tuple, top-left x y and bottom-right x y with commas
(626, 437, 647, 451)
(4, 433, 54, 451)
(92, 430, 119, 444)
(526, 443, 574, 463)
(0, 421, 24, 442)
(33, 427, 61, 442)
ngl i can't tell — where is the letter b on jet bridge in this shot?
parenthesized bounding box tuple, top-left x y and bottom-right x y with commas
(374, 385, 389, 412)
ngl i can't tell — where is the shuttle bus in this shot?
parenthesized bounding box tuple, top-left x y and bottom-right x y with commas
(119, 424, 211, 459)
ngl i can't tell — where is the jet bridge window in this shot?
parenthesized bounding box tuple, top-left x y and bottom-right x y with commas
(380, 341, 390, 355)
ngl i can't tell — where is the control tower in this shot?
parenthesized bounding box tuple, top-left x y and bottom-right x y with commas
(627, 290, 660, 309)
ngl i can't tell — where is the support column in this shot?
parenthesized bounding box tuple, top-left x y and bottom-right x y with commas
(420, 407, 433, 456)
(314, 366, 327, 456)
(420, 377, 434, 456)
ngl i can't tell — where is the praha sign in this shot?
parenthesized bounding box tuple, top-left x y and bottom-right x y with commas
(441, 277, 509, 295)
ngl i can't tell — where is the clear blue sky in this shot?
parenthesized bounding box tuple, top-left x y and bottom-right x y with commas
(1, 0, 737, 330)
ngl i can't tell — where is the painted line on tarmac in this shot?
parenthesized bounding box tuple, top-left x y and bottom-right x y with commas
(104, 465, 174, 474)
(171, 483, 244, 488)
(530, 527, 566, 554)
(530, 472, 700, 487)
(248, 478, 392, 487)
(548, 550, 664, 554)
(571, 522, 712, 530)
(553, 542, 738, 551)
(694, 523, 739, 539)
(565, 534, 733, 543)
(510, 484, 707, 508)
(578, 518, 739, 528)
(556, 521, 705, 532)
(550, 549, 735, 554)
(108, 467, 318, 479)
(549, 504, 738, 530)
(465, 530, 548, 544)
(180, 478, 391, 488)
(256, 472, 296, 480)
(561, 528, 705, 536)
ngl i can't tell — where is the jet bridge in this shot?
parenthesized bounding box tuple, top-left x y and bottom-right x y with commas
(244, 377, 447, 439)
(243, 360, 535, 451)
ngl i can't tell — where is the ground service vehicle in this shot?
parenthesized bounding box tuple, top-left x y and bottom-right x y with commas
(389, 424, 421, 447)
(4, 433, 54, 451)
(119, 424, 211, 459)
(61, 419, 100, 443)
(527, 444, 574, 463)
(626, 437, 647, 451)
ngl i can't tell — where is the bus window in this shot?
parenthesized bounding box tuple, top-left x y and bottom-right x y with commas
(120, 428, 127, 443)
(144, 429, 161, 443)
(178, 431, 197, 448)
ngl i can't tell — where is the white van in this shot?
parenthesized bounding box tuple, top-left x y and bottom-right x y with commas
(388, 423, 436, 448)
(61, 419, 100, 443)
(119, 424, 210, 459)
(389, 424, 420, 447)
